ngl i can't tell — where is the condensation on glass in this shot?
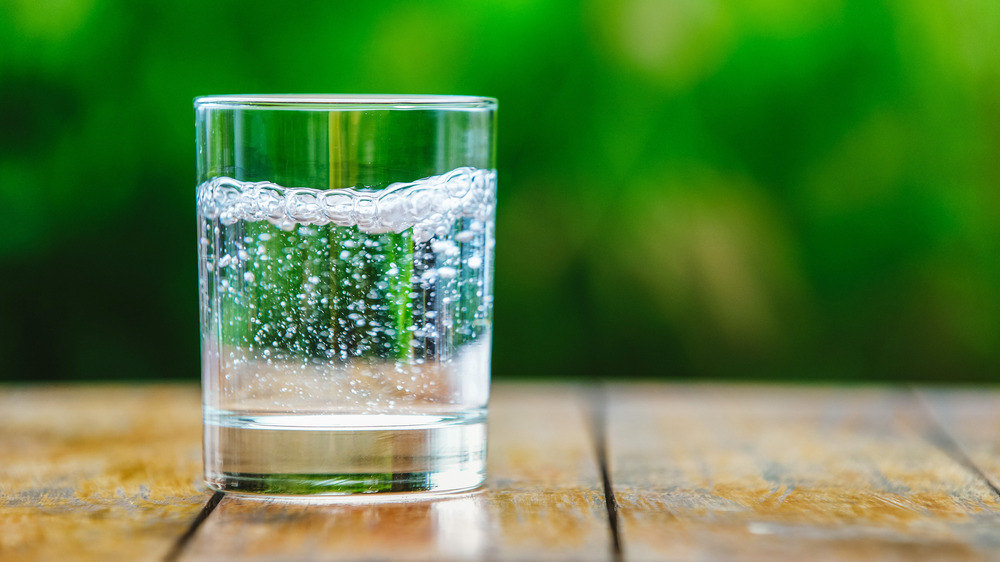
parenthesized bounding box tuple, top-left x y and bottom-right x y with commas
(195, 95, 497, 495)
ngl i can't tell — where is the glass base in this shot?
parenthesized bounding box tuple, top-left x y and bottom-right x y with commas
(206, 470, 484, 496)
(203, 411, 487, 496)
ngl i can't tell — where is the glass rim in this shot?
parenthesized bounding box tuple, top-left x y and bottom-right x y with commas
(194, 94, 497, 111)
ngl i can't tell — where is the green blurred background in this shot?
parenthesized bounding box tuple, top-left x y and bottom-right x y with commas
(2, 0, 998, 382)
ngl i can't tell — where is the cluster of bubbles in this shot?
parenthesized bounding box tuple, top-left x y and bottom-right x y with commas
(198, 167, 496, 243)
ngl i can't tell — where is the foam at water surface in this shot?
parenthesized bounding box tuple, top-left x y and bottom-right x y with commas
(197, 167, 496, 243)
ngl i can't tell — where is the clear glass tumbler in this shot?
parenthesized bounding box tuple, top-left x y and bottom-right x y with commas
(195, 95, 497, 495)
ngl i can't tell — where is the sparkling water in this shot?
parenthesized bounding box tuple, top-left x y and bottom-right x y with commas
(198, 167, 495, 494)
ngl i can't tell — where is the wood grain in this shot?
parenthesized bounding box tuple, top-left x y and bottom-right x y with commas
(0, 384, 207, 562)
(606, 384, 1000, 561)
(180, 384, 612, 561)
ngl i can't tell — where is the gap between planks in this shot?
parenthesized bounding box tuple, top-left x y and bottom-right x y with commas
(163, 491, 225, 562)
(909, 386, 1000, 503)
(589, 385, 624, 562)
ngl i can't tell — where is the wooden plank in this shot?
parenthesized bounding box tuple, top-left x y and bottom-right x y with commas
(918, 388, 1000, 494)
(0, 384, 208, 562)
(180, 383, 612, 561)
(606, 384, 1000, 561)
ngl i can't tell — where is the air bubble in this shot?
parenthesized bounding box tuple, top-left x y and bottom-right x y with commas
(413, 226, 433, 244)
(220, 211, 238, 226)
(354, 197, 378, 228)
(431, 240, 454, 254)
(322, 193, 354, 226)
(287, 190, 320, 221)
(445, 170, 471, 197)
(378, 192, 409, 232)
(258, 189, 284, 219)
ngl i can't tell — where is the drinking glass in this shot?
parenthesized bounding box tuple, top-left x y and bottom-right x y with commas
(195, 95, 497, 495)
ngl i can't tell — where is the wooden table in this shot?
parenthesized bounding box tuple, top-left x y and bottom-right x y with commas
(2, 383, 1000, 561)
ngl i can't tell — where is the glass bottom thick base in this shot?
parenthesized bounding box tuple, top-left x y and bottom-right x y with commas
(206, 471, 484, 496)
(203, 411, 487, 496)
